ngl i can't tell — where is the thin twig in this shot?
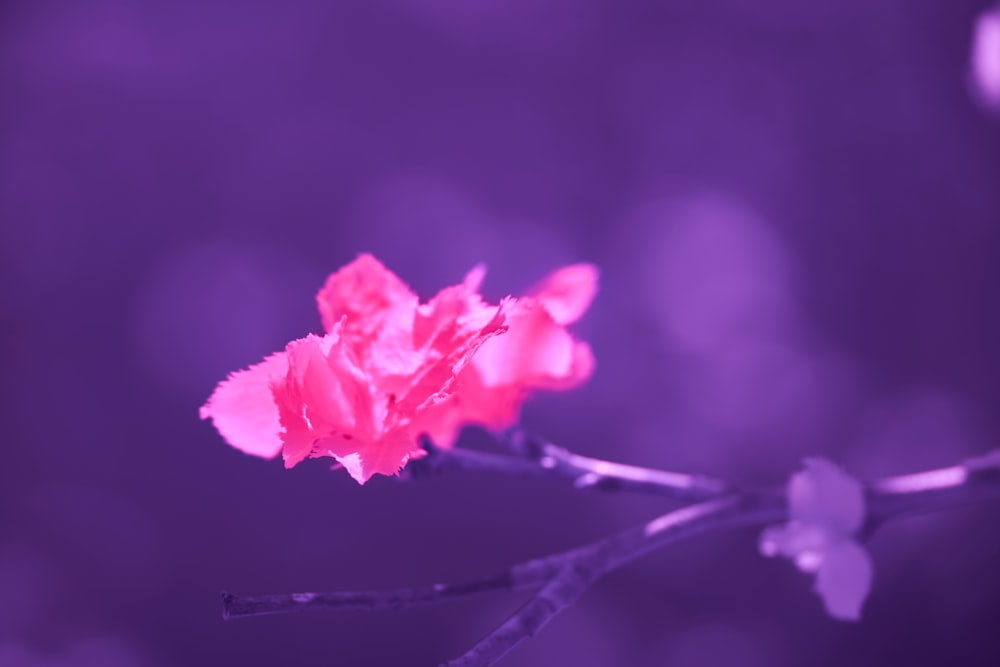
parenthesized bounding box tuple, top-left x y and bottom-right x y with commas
(441, 562, 597, 667)
(223, 450, 1000, 667)
(442, 456, 1000, 666)
(439, 495, 777, 666)
(222, 547, 588, 619)
(505, 429, 733, 499)
(222, 574, 516, 620)
(405, 435, 729, 501)
(224, 456, 1000, 622)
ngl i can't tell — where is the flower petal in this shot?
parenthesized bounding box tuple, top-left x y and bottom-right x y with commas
(273, 332, 373, 468)
(397, 286, 508, 416)
(472, 300, 592, 390)
(199, 351, 288, 459)
(463, 263, 487, 292)
(435, 267, 597, 436)
(814, 540, 873, 621)
(350, 430, 425, 484)
(315, 253, 418, 337)
(446, 367, 522, 434)
(529, 263, 599, 325)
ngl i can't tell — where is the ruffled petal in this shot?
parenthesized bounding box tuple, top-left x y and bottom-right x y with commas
(446, 365, 523, 434)
(397, 286, 508, 416)
(529, 263, 599, 325)
(434, 264, 598, 437)
(350, 430, 426, 484)
(199, 351, 288, 459)
(462, 263, 487, 292)
(273, 332, 373, 468)
(471, 300, 592, 390)
(315, 253, 418, 338)
(409, 400, 467, 448)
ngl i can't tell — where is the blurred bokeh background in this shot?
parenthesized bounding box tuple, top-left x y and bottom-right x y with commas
(2, 1, 1000, 665)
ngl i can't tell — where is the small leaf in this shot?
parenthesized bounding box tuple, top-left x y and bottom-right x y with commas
(815, 540, 873, 621)
(759, 458, 874, 621)
(788, 458, 865, 537)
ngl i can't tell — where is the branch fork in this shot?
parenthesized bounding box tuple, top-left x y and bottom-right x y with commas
(223, 433, 1000, 667)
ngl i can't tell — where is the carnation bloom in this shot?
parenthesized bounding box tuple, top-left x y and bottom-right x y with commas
(200, 254, 597, 483)
(759, 458, 873, 621)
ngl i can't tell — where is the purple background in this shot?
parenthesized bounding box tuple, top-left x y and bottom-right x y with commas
(2, 1, 1000, 666)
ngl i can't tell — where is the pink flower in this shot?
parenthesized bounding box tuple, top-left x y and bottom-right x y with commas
(200, 255, 597, 484)
(202, 255, 504, 483)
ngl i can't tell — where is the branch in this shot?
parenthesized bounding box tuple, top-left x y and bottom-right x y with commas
(405, 432, 729, 501)
(443, 455, 1000, 666)
(440, 495, 777, 666)
(227, 430, 729, 619)
(223, 451, 1000, 667)
(441, 562, 596, 667)
(222, 547, 586, 619)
